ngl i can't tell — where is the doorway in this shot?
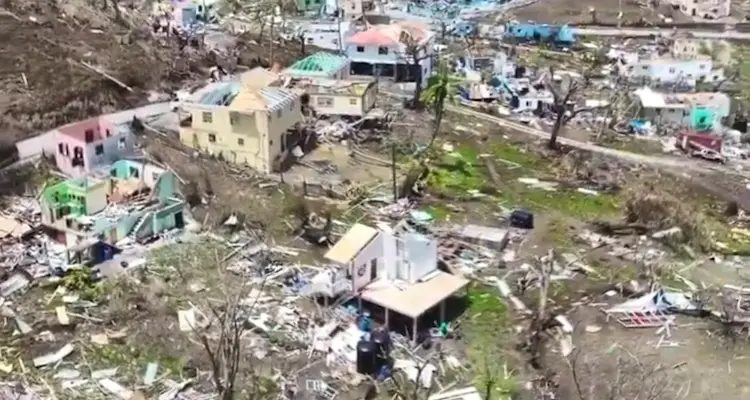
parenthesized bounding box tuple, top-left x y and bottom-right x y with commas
(174, 211, 185, 229)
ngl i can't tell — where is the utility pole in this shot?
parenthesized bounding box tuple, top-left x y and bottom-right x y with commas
(391, 141, 397, 201)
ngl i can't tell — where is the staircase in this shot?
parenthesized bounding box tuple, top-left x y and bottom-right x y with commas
(128, 212, 152, 241)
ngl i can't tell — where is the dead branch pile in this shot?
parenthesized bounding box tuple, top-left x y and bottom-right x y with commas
(623, 180, 710, 247)
(551, 150, 629, 191)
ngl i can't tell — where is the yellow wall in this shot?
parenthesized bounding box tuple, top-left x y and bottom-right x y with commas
(180, 100, 303, 173)
(309, 83, 377, 117)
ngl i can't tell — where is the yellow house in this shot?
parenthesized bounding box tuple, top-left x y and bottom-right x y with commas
(291, 78, 377, 117)
(179, 68, 303, 173)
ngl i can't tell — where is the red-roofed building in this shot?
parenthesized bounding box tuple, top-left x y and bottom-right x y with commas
(346, 21, 434, 85)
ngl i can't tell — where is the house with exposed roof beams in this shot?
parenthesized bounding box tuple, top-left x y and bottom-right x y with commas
(283, 52, 350, 80)
(178, 67, 304, 174)
(345, 21, 434, 85)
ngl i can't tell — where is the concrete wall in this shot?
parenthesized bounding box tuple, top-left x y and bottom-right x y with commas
(54, 131, 87, 177)
(181, 97, 303, 173)
(84, 125, 134, 173)
(310, 85, 376, 117)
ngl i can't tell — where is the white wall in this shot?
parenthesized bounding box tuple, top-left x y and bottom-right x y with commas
(402, 233, 437, 284)
(350, 233, 385, 292)
(84, 127, 135, 171)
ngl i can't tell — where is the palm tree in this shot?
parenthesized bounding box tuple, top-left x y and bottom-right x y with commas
(419, 60, 461, 153)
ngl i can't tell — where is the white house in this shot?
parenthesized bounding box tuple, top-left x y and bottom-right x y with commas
(345, 21, 434, 85)
(620, 56, 724, 87)
(667, 0, 730, 19)
(634, 87, 731, 130)
(299, 20, 355, 51)
(311, 223, 469, 343)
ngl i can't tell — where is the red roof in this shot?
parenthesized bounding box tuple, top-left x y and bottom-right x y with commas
(347, 22, 431, 47)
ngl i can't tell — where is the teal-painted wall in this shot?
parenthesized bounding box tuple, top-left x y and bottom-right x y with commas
(155, 172, 176, 202)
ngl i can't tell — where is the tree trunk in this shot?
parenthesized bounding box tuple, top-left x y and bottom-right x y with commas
(258, 13, 266, 43)
(270, 18, 275, 64)
(412, 60, 423, 108)
(548, 112, 564, 149)
(425, 99, 444, 152)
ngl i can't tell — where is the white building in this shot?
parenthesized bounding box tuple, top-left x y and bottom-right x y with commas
(305, 223, 469, 343)
(620, 56, 724, 87)
(667, 0, 730, 20)
(298, 20, 355, 51)
(345, 21, 434, 85)
(634, 87, 731, 129)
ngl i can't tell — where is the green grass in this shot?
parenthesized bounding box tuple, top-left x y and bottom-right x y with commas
(498, 185, 620, 220)
(463, 284, 518, 399)
(83, 342, 186, 381)
(424, 142, 620, 221)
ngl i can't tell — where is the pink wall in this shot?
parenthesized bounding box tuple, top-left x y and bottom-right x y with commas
(54, 117, 116, 176)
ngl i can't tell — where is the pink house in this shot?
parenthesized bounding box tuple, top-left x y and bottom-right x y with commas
(54, 116, 135, 177)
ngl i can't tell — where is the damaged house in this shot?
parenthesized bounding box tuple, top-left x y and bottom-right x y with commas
(52, 116, 135, 177)
(40, 159, 185, 248)
(305, 223, 469, 344)
(619, 56, 725, 87)
(289, 78, 378, 117)
(346, 21, 434, 85)
(179, 67, 304, 173)
(635, 87, 730, 131)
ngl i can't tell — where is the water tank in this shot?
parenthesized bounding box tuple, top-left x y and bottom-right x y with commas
(371, 329, 391, 356)
(371, 329, 391, 372)
(356, 340, 377, 376)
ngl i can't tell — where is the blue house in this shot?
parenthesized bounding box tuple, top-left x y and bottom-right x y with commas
(504, 23, 575, 45)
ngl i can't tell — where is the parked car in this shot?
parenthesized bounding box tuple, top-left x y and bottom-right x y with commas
(691, 148, 725, 164)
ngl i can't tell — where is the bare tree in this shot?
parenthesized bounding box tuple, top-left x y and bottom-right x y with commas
(188, 252, 271, 400)
(525, 249, 553, 369)
(399, 33, 432, 108)
(546, 66, 607, 149)
(566, 348, 681, 400)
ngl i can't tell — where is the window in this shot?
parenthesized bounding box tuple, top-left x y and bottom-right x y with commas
(152, 172, 160, 182)
(238, 138, 245, 146)
(317, 97, 334, 107)
(378, 46, 388, 55)
(349, 98, 358, 105)
(95, 144, 104, 156)
(202, 112, 213, 123)
(351, 3, 355, 9)
(58, 143, 64, 154)
(276, 110, 282, 118)
(129, 167, 139, 178)
(208, 133, 217, 143)
(332, 39, 339, 45)
(105, 129, 111, 137)
(84, 129, 94, 143)
(699, 64, 706, 69)
(669, 67, 676, 73)
(641, 65, 648, 70)
(307, 38, 314, 44)
(356, 46, 364, 52)
(64, 144, 70, 156)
